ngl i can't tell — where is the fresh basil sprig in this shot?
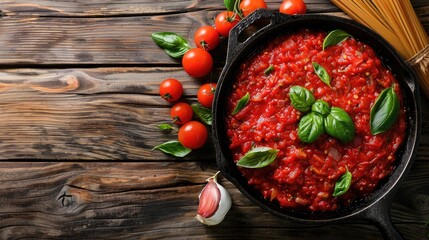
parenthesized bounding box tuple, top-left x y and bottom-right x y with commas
(298, 112, 325, 143)
(289, 86, 316, 112)
(312, 100, 331, 116)
(312, 62, 331, 87)
(370, 87, 400, 135)
(324, 107, 355, 143)
(232, 92, 250, 115)
(333, 169, 352, 197)
(153, 140, 191, 157)
(236, 147, 278, 168)
(192, 103, 212, 125)
(323, 29, 351, 50)
(290, 86, 355, 143)
(151, 32, 191, 58)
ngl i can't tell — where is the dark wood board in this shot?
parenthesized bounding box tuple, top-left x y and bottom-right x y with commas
(0, 0, 428, 239)
(0, 161, 428, 239)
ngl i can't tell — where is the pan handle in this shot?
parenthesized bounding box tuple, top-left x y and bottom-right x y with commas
(226, 9, 293, 61)
(358, 194, 404, 240)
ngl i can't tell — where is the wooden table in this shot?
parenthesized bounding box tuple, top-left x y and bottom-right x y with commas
(0, 1, 428, 239)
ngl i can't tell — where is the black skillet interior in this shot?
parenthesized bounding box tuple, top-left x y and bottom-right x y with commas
(213, 9, 421, 223)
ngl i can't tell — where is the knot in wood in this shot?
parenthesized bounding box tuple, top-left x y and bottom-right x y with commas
(58, 191, 75, 208)
(59, 74, 80, 90)
(413, 194, 429, 211)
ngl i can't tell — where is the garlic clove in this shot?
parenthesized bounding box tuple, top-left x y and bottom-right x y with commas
(196, 171, 232, 226)
(196, 176, 221, 218)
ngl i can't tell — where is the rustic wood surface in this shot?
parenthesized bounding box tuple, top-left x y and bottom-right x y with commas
(0, 0, 428, 239)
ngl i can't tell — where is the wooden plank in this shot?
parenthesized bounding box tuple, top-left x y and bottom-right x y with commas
(0, 0, 427, 17)
(0, 13, 191, 65)
(0, 67, 427, 160)
(0, 0, 340, 17)
(0, 161, 427, 239)
(0, 10, 230, 65)
(0, 67, 222, 160)
(0, 8, 427, 65)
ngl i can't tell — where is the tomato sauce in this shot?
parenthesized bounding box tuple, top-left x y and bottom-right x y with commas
(225, 29, 406, 211)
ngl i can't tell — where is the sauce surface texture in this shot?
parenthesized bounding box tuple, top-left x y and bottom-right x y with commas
(225, 29, 406, 211)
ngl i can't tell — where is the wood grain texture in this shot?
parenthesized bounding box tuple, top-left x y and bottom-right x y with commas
(0, 0, 427, 16)
(0, 0, 428, 239)
(0, 68, 220, 160)
(0, 161, 428, 239)
(0, 0, 340, 17)
(0, 7, 426, 65)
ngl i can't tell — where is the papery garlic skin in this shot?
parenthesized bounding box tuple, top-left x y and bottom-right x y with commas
(196, 172, 232, 226)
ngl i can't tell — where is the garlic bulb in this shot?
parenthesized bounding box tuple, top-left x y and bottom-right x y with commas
(196, 171, 232, 225)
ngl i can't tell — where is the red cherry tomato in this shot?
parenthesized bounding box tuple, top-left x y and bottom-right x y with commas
(194, 26, 220, 51)
(182, 48, 213, 78)
(197, 83, 217, 108)
(279, 0, 307, 15)
(159, 78, 183, 103)
(178, 121, 208, 149)
(170, 102, 193, 125)
(240, 0, 267, 17)
(215, 11, 241, 37)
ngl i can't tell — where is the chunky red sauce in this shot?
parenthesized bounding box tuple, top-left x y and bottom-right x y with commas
(225, 29, 406, 211)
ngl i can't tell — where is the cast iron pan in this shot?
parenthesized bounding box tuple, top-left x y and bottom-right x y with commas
(213, 9, 421, 240)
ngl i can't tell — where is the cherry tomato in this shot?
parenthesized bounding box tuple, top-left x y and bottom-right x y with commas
(182, 48, 213, 78)
(170, 102, 193, 125)
(240, 0, 267, 17)
(178, 121, 208, 149)
(279, 0, 307, 15)
(215, 11, 241, 37)
(159, 78, 183, 103)
(194, 26, 220, 51)
(197, 83, 217, 108)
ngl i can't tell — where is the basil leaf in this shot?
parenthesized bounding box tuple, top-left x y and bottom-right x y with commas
(237, 147, 278, 168)
(324, 107, 355, 143)
(289, 86, 316, 112)
(153, 140, 191, 157)
(151, 32, 191, 58)
(312, 62, 331, 87)
(323, 29, 351, 50)
(333, 169, 352, 196)
(232, 92, 250, 115)
(264, 65, 275, 76)
(224, 0, 238, 11)
(191, 103, 212, 125)
(158, 123, 173, 131)
(370, 87, 400, 135)
(298, 112, 325, 143)
(312, 100, 331, 116)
